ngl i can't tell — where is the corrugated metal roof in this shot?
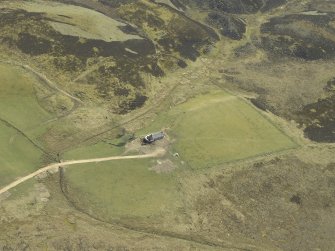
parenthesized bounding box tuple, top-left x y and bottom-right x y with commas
(151, 131, 164, 140)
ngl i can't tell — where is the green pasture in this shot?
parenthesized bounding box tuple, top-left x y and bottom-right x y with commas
(62, 90, 296, 223)
(141, 90, 297, 169)
(0, 64, 56, 188)
(0, 121, 43, 187)
(0, 64, 53, 131)
(64, 141, 124, 160)
(64, 158, 182, 219)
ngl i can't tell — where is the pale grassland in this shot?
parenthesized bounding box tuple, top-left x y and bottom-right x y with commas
(14, 1, 142, 42)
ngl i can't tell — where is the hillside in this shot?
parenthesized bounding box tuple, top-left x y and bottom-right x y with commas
(0, 1, 334, 250)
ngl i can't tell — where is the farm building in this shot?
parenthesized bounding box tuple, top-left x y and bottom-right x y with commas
(142, 131, 164, 144)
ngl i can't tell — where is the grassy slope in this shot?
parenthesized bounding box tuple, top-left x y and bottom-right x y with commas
(64, 158, 182, 219)
(143, 90, 296, 169)
(63, 134, 182, 221)
(0, 122, 42, 187)
(64, 142, 124, 160)
(63, 90, 295, 224)
(0, 64, 52, 131)
(174, 91, 297, 168)
(0, 63, 55, 187)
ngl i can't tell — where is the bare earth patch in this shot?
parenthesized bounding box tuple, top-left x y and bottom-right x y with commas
(150, 159, 177, 173)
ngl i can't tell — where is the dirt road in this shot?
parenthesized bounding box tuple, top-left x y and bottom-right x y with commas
(0, 148, 165, 196)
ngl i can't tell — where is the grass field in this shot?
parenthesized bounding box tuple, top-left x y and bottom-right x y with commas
(64, 141, 124, 160)
(0, 121, 43, 187)
(0, 63, 57, 188)
(0, 64, 53, 131)
(141, 90, 297, 169)
(64, 158, 182, 219)
(62, 90, 296, 224)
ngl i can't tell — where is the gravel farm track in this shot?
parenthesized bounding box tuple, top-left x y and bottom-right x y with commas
(0, 148, 166, 196)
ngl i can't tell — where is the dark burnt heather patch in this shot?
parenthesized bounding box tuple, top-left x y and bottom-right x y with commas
(290, 76, 335, 143)
(154, 0, 219, 40)
(298, 95, 335, 143)
(234, 42, 257, 57)
(97, 59, 146, 88)
(84, 0, 218, 69)
(117, 1, 218, 62)
(304, 121, 335, 143)
(170, 0, 187, 11)
(177, 59, 187, 68)
(180, 0, 262, 14)
(290, 194, 302, 205)
(0, 10, 62, 57)
(121, 93, 148, 113)
(206, 12, 246, 40)
(57, 36, 156, 60)
(250, 97, 272, 112)
(53, 55, 85, 72)
(246, 72, 335, 143)
(117, 24, 142, 36)
(81, 53, 157, 113)
(208, 0, 263, 14)
(17, 33, 53, 55)
(260, 13, 335, 60)
(180, 0, 286, 14)
(0, 2, 216, 114)
(260, 0, 287, 12)
(0, 8, 160, 113)
(324, 78, 335, 92)
(99, 0, 139, 8)
(152, 0, 187, 11)
(0, 8, 43, 25)
(0, 10, 156, 73)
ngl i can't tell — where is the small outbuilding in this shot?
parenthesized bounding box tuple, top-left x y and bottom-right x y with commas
(142, 131, 164, 144)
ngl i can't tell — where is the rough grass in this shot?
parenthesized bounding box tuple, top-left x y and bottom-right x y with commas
(0, 121, 42, 187)
(141, 90, 297, 169)
(63, 158, 182, 219)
